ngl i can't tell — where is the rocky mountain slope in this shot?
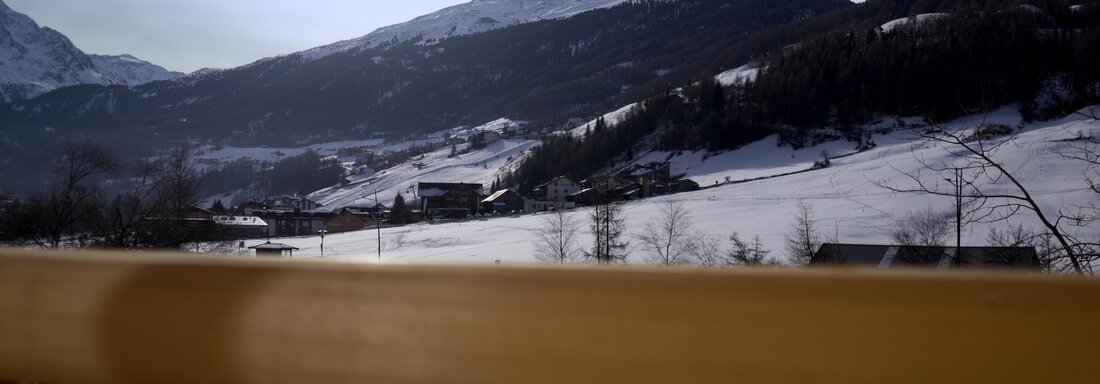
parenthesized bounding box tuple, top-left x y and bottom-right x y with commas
(0, 0, 181, 102)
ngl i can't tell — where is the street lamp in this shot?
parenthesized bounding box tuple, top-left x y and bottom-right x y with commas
(318, 229, 328, 258)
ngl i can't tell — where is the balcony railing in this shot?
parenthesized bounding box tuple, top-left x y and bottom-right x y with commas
(2, 248, 1098, 383)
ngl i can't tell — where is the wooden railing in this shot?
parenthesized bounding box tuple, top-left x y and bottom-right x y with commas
(2, 248, 1098, 384)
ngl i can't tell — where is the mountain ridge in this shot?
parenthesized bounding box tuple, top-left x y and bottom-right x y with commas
(0, 0, 182, 102)
(297, 0, 634, 62)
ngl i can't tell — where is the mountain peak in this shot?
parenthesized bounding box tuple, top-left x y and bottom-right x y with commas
(0, 0, 181, 101)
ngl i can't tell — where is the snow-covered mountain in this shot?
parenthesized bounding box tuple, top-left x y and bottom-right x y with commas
(299, 0, 632, 60)
(0, 1, 181, 102)
(88, 54, 182, 87)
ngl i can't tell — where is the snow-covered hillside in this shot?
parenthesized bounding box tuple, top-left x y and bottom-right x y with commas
(299, 0, 630, 60)
(879, 13, 948, 33)
(246, 107, 1100, 268)
(308, 120, 539, 212)
(0, 1, 181, 101)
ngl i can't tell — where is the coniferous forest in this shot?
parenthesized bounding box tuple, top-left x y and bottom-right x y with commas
(515, 0, 1100, 191)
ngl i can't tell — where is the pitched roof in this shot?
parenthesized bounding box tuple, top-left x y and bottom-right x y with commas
(248, 242, 299, 251)
(213, 216, 268, 227)
(535, 175, 576, 188)
(482, 189, 520, 203)
(812, 243, 1039, 269)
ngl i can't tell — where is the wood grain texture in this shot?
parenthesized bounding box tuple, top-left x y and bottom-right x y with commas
(1, 248, 1098, 384)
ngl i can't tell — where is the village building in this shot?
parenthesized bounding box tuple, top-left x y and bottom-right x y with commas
(325, 209, 371, 233)
(236, 195, 322, 215)
(567, 188, 598, 206)
(527, 176, 581, 211)
(616, 162, 673, 198)
(671, 179, 700, 193)
(212, 216, 269, 239)
(418, 182, 485, 219)
(249, 241, 299, 258)
(534, 176, 582, 203)
(811, 243, 1040, 269)
(251, 210, 336, 237)
(481, 190, 526, 214)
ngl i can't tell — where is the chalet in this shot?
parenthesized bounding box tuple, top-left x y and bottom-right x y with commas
(418, 182, 485, 219)
(671, 179, 700, 193)
(481, 190, 526, 214)
(534, 176, 582, 203)
(811, 243, 1040, 269)
(578, 174, 638, 204)
(473, 130, 502, 145)
(326, 209, 372, 234)
(617, 162, 672, 198)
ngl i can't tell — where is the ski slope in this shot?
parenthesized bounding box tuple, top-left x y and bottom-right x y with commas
(308, 137, 539, 211)
(245, 106, 1100, 268)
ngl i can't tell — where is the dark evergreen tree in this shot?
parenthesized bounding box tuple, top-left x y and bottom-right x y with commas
(391, 193, 408, 225)
(209, 199, 227, 215)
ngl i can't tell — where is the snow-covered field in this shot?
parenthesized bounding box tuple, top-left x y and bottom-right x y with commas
(243, 106, 1100, 267)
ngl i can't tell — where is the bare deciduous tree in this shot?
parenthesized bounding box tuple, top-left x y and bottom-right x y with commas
(984, 224, 1040, 268)
(785, 200, 822, 265)
(95, 161, 168, 248)
(688, 231, 723, 267)
(727, 232, 774, 266)
(533, 207, 582, 264)
(890, 207, 951, 247)
(31, 140, 119, 248)
(876, 120, 1093, 274)
(636, 200, 693, 265)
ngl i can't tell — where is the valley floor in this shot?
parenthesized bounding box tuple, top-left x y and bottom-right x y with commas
(243, 106, 1100, 268)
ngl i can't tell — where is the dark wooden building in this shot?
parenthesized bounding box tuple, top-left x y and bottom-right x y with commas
(418, 182, 485, 219)
(252, 210, 336, 237)
(812, 243, 1040, 269)
(481, 190, 526, 214)
(326, 209, 370, 234)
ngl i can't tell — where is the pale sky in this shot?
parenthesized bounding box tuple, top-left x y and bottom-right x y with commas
(6, 0, 467, 73)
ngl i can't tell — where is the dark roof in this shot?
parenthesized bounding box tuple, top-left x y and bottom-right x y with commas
(812, 243, 1039, 269)
(417, 182, 483, 191)
(248, 242, 299, 251)
(534, 175, 577, 189)
(482, 189, 523, 203)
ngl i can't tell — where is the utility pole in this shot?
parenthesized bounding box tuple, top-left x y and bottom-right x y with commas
(946, 168, 962, 265)
(955, 168, 962, 265)
(375, 189, 381, 261)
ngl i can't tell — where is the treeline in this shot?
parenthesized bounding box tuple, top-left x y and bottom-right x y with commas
(515, 90, 689, 192)
(198, 151, 344, 200)
(750, 1, 1100, 142)
(0, 141, 213, 249)
(516, 0, 1100, 189)
(0, 140, 347, 249)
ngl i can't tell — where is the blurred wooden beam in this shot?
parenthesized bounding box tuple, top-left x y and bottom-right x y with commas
(1, 248, 1098, 384)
